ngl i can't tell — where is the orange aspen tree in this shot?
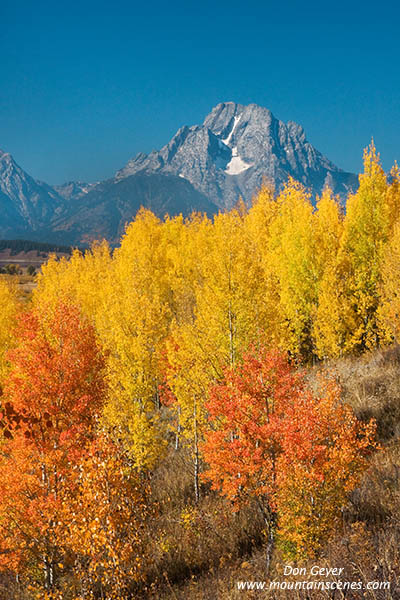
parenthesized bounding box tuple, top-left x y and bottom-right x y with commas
(56, 433, 152, 599)
(0, 303, 105, 593)
(202, 348, 377, 566)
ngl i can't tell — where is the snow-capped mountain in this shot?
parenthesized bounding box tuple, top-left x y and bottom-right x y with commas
(116, 102, 358, 209)
(0, 102, 359, 245)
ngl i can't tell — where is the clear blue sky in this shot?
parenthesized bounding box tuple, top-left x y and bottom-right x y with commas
(1, 0, 399, 184)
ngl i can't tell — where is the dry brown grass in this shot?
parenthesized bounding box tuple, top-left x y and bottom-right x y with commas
(144, 446, 265, 595)
(150, 347, 400, 599)
(327, 346, 400, 443)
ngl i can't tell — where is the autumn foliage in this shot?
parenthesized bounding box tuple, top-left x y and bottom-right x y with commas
(2, 142, 400, 597)
(0, 304, 150, 598)
(56, 434, 152, 599)
(202, 348, 377, 559)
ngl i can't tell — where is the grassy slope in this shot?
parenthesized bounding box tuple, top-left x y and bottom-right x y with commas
(144, 348, 400, 599)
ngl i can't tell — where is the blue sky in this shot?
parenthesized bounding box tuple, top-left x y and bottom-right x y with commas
(1, 0, 399, 184)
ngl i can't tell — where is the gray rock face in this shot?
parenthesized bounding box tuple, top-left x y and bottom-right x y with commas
(54, 181, 97, 202)
(0, 150, 65, 237)
(116, 102, 358, 208)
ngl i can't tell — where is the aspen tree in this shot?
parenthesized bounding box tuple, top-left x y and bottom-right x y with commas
(379, 220, 400, 341)
(0, 278, 19, 381)
(0, 304, 105, 591)
(244, 184, 286, 349)
(268, 178, 319, 358)
(101, 209, 172, 469)
(315, 144, 391, 356)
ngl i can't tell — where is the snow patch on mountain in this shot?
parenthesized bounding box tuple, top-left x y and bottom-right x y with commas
(225, 147, 252, 175)
(222, 115, 241, 147)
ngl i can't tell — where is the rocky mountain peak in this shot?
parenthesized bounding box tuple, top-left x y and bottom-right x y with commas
(115, 101, 357, 209)
(0, 150, 16, 173)
(0, 151, 65, 234)
(286, 120, 306, 143)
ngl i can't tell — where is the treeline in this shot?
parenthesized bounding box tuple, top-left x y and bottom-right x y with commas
(0, 239, 76, 255)
(0, 143, 399, 598)
(0, 264, 23, 275)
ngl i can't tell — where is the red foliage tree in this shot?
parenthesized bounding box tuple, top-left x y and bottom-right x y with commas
(0, 303, 106, 590)
(202, 348, 377, 564)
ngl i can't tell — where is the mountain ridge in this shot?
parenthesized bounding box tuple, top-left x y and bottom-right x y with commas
(0, 102, 359, 244)
(116, 102, 358, 210)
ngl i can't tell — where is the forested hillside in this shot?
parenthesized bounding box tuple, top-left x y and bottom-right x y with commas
(0, 144, 400, 599)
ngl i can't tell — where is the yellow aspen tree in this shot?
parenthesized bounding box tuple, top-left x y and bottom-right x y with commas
(377, 162, 400, 343)
(34, 241, 112, 325)
(385, 162, 400, 232)
(34, 214, 184, 470)
(268, 178, 319, 359)
(315, 143, 391, 356)
(313, 260, 356, 358)
(164, 323, 210, 502)
(100, 209, 173, 470)
(189, 207, 274, 372)
(162, 212, 209, 327)
(312, 189, 345, 357)
(244, 184, 286, 349)
(0, 278, 20, 381)
(313, 187, 343, 272)
(379, 220, 400, 342)
(164, 206, 273, 499)
(161, 214, 216, 500)
(36, 217, 169, 470)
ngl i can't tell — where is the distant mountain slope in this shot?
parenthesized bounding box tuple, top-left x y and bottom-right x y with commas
(53, 181, 97, 201)
(0, 151, 217, 245)
(0, 239, 75, 254)
(50, 172, 218, 245)
(0, 102, 359, 244)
